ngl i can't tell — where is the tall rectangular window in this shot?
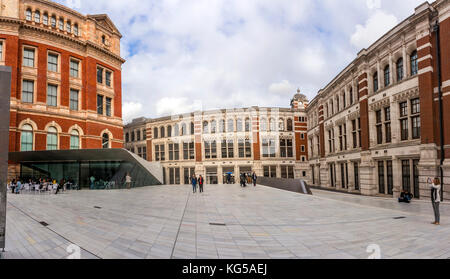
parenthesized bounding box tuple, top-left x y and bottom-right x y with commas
(97, 67, 103, 83)
(70, 89, 78, 111)
(352, 119, 357, 148)
(48, 53, 58, 72)
(354, 163, 359, 191)
(106, 97, 112, 117)
(378, 161, 385, 194)
(376, 110, 382, 144)
(402, 160, 411, 192)
(47, 84, 57, 107)
(385, 107, 391, 143)
(70, 60, 79, 77)
(97, 95, 103, 115)
(23, 48, 35, 67)
(411, 98, 420, 139)
(105, 71, 112, 87)
(387, 160, 393, 195)
(22, 80, 34, 103)
(0, 42, 3, 60)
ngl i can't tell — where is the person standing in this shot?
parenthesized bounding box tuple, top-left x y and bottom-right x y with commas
(191, 174, 197, 193)
(126, 173, 132, 189)
(198, 175, 204, 193)
(252, 172, 258, 187)
(15, 179, 22, 194)
(11, 179, 16, 194)
(428, 177, 441, 225)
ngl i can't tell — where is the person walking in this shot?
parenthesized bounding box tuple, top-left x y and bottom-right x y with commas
(15, 179, 22, 194)
(252, 172, 258, 187)
(191, 174, 197, 193)
(198, 175, 204, 193)
(428, 177, 441, 225)
(126, 173, 132, 189)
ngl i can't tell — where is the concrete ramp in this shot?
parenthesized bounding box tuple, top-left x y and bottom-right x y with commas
(258, 177, 312, 195)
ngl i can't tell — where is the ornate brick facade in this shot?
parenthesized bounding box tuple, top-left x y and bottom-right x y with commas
(307, 0, 450, 200)
(1, 0, 125, 178)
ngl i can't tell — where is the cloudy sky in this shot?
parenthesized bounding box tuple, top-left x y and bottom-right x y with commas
(59, 0, 425, 122)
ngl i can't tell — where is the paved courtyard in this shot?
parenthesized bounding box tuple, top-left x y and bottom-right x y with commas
(1, 184, 450, 259)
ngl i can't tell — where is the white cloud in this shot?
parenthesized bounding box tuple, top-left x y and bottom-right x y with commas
(350, 10, 398, 50)
(366, 0, 381, 10)
(155, 97, 203, 117)
(122, 102, 143, 124)
(269, 80, 296, 96)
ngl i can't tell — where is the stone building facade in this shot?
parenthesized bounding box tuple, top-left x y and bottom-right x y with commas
(1, 0, 125, 178)
(307, 0, 450, 200)
(124, 93, 309, 185)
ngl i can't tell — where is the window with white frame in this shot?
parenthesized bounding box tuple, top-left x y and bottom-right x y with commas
(21, 124, 33, 151)
(43, 13, 48, 25)
(25, 9, 32, 21)
(46, 127, 58, 150)
(34, 11, 40, 23)
(23, 48, 35, 67)
(48, 53, 58, 72)
(70, 59, 79, 77)
(47, 84, 57, 107)
(70, 130, 80, 149)
(22, 80, 34, 103)
(70, 89, 79, 111)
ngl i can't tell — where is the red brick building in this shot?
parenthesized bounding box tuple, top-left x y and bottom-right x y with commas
(1, 0, 125, 178)
(306, 0, 450, 200)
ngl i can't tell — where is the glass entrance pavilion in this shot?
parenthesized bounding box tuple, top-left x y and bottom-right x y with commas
(9, 149, 163, 189)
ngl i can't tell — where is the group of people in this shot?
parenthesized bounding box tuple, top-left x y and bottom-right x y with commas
(190, 174, 204, 193)
(240, 172, 257, 187)
(7, 177, 77, 195)
(398, 177, 442, 226)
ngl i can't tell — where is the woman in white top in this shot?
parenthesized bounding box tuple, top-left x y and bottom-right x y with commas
(126, 173, 132, 189)
(428, 177, 441, 225)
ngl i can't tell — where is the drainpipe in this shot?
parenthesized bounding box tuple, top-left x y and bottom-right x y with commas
(433, 21, 444, 202)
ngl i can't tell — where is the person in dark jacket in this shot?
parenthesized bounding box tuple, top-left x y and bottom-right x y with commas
(429, 177, 441, 225)
(252, 172, 257, 187)
(191, 174, 197, 193)
(240, 173, 247, 187)
(198, 175, 204, 193)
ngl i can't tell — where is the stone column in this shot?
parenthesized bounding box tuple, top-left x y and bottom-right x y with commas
(0, 66, 12, 251)
(392, 156, 402, 198)
(389, 52, 393, 85)
(320, 159, 329, 187)
(360, 151, 377, 196)
(402, 44, 407, 79)
(218, 166, 223, 184)
(348, 161, 355, 191)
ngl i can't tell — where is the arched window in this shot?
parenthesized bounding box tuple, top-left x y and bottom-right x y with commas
(160, 126, 165, 138)
(190, 122, 195, 135)
(227, 119, 234, 132)
(131, 131, 135, 142)
(43, 13, 48, 25)
(70, 130, 80, 150)
(260, 118, 268, 132)
(46, 127, 58, 150)
(203, 121, 209, 134)
(167, 125, 172, 137)
(287, 119, 293, 131)
(66, 21, 71, 33)
(102, 133, 110, 149)
(210, 120, 216, 134)
(51, 15, 56, 28)
(397, 58, 404, 81)
(245, 118, 250, 132)
(410, 50, 418, 76)
(21, 124, 33, 151)
(181, 123, 187, 136)
(384, 65, 390, 87)
(26, 9, 32, 21)
(373, 72, 378, 92)
(278, 118, 285, 131)
(58, 18, 64, 31)
(269, 118, 276, 131)
(219, 119, 225, 133)
(153, 127, 158, 139)
(34, 10, 40, 23)
(236, 119, 243, 132)
(349, 87, 354, 105)
(125, 132, 129, 142)
(174, 124, 180, 136)
(74, 24, 79, 36)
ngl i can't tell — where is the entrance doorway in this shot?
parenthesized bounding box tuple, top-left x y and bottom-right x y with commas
(184, 167, 195, 185)
(223, 167, 235, 184)
(206, 167, 218, 184)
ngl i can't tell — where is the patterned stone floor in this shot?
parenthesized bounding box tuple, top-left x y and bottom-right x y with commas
(1, 184, 449, 259)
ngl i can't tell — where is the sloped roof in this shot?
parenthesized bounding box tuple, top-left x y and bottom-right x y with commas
(87, 14, 122, 38)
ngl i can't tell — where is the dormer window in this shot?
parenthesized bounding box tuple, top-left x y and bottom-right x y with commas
(51, 15, 56, 28)
(43, 13, 48, 25)
(58, 18, 64, 31)
(26, 9, 32, 21)
(34, 11, 40, 23)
